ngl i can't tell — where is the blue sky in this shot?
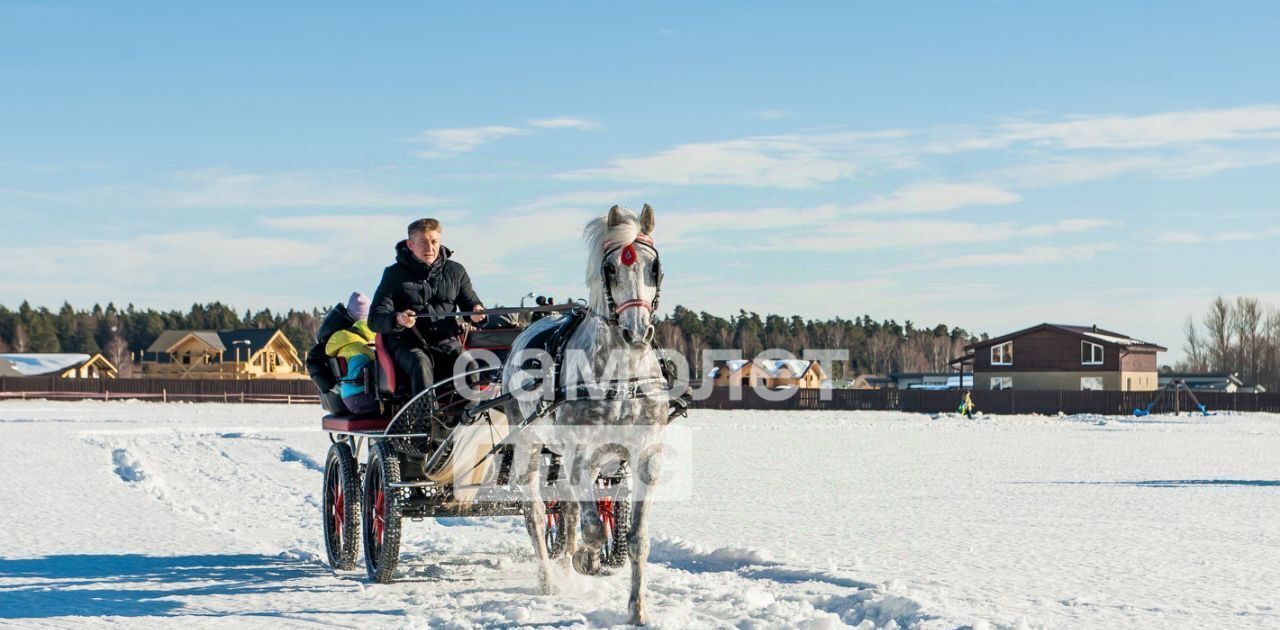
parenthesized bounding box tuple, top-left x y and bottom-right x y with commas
(3, 2, 1280, 361)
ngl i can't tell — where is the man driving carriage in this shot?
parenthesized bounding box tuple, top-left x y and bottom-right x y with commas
(370, 218, 487, 395)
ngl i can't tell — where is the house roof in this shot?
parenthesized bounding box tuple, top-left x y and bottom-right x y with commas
(0, 358, 23, 377)
(217, 329, 284, 361)
(0, 353, 93, 376)
(147, 330, 226, 354)
(1160, 372, 1244, 385)
(965, 323, 1166, 352)
(706, 359, 819, 380)
(146, 329, 294, 362)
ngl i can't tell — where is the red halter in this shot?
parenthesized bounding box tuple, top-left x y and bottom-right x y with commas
(603, 234, 658, 319)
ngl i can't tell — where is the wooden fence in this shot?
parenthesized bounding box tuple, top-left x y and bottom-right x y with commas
(693, 386, 1280, 415)
(0, 377, 320, 404)
(2, 377, 1279, 415)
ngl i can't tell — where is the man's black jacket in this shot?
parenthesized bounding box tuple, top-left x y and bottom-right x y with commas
(369, 241, 482, 355)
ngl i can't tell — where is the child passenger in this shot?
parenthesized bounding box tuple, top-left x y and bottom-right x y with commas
(326, 292, 377, 415)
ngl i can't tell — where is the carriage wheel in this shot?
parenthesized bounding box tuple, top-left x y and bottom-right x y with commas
(362, 440, 403, 583)
(544, 500, 566, 559)
(323, 441, 361, 570)
(599, 467, 632, 569)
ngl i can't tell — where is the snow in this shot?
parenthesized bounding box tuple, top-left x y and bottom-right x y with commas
(1081, 331, 1148, 346)
(2, 401, 1279, 628)
(0, 353, 92, 376)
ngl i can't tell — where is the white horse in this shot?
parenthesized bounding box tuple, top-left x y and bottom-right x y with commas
(502, 204, 669, 625)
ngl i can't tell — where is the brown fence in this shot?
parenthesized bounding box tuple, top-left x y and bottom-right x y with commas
(2, 377, 1279, 415)
(693, 386, 1280, 415)
(0, 377, 320, 404)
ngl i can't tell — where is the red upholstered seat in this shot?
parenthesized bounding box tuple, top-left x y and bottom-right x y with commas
(322, 414, 392, 432)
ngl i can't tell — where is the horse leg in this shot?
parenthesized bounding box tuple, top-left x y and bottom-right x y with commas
(572, 459, 604, 575)
(627, 453, 657, 625)
(559, 489, 579, 571)
(521, 445, 557, 595)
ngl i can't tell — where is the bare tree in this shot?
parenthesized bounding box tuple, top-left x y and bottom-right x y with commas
(104, 335, 131, 377)
(12, 323, 28, 353)
(1233, 297, 1265, 386)
(1204, 297, 1233, 372)
(867, 330, 899, 375)
(1181, 315, 1209, 372)
(897, 335, 930, 372)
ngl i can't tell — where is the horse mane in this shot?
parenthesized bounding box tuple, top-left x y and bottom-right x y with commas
(583, 206, 642, 313)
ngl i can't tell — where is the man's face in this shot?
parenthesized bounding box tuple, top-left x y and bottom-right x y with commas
(408, 229, 442, 264)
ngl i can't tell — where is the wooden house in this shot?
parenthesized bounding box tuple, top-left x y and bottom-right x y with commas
(142, 329, 305, 379)
(962, 323, 1165, 391)
(0, 353, 119, 378)
(705, 359, 830, 389)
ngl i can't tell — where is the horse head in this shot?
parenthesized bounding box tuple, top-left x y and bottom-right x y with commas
(585, 204, 662, 348)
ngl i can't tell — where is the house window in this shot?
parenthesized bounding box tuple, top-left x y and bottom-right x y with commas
(990, 376, 1012, 390)
(181, 355, 191, 365)
(1081, 377, 1104, 391)
(1081, 341, 1104, 365)
(990, 342, 1013, 366)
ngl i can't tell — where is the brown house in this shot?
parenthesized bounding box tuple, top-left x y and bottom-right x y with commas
(706, 359, 830, 389)
(963, 323, 1165, 391)
(142, 329, 305, 379)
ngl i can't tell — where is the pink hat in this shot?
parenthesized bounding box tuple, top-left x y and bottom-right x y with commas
(347, 292, 371, 321)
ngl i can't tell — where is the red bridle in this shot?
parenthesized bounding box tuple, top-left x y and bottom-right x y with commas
(603, 234, 658, 319)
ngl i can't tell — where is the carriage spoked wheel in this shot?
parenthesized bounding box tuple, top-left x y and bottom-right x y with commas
(323, 441, 361, 570)
(596, 466, 632, 570)
(598, 467, 632, 569)
(544, 500, 567, 559)
(362, 440, 403, 583)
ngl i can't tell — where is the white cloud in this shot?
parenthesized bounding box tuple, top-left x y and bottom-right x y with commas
(0, 230, 332, 309)
(97, 168, 441, 209)
(1156, 226, 1280, 244)
(561, 137, 859, 188)
(922, 244, 1116, 270)
(528, 117, 601, 131)
(1020, 218, 1119, 237)
(752, 110, 790, 120)
(513, 189, 646, 212)
(846, 182, 1021, 214)
(411, 126, 529, 158)
(562, 103, 1280, 190)
(996, 105, 1280, 150)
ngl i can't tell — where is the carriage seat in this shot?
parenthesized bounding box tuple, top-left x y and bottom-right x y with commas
(321, 414, 392, 432)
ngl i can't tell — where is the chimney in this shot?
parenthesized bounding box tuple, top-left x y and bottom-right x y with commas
(1092, 324, 1098, 332)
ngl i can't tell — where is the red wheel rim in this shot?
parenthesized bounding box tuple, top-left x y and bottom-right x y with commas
(598, 497, 615, 549)
(372, 488, 386, 544)
(329, 476, 344, 542)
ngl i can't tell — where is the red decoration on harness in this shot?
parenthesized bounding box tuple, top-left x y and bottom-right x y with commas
(620, 244, 637, 267)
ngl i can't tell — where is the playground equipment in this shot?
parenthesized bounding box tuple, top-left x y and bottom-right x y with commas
(1134, 378, 1214, 417)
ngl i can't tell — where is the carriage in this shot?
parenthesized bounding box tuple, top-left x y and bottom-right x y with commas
(318, 305, 632, 583)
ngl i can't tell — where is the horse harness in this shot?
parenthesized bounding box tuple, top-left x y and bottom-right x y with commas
(600, 233, 662, 326)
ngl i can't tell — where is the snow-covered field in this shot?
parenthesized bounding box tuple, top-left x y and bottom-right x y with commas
(1, 401, 1278, 628)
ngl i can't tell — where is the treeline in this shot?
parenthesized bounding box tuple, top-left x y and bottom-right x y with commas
(0, 302, 324, 377)
(0, 301, 981, 381)
(1181, 296, 1280, 391)
(655, 306, 980, 380)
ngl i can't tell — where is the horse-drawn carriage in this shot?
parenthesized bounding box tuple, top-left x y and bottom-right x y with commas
(319, 305, 633, 583)
(321, 205, 677, 624)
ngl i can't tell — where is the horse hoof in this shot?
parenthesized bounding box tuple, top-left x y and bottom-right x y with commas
(572, 548, 601, 575)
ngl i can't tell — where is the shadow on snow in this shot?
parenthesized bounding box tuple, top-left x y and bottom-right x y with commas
(0, 553, 394, 619)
